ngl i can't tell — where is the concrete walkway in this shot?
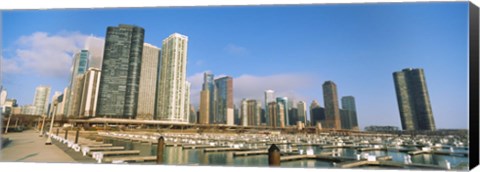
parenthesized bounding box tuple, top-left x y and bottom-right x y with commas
(0, 130, 76, 163)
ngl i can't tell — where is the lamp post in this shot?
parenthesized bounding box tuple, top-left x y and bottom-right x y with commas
(4, 114, 12, 134)
(39, 115, 47, 137)
(45, 100, 58, 145)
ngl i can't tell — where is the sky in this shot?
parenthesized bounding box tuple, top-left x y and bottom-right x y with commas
(1, 2, 470, 129)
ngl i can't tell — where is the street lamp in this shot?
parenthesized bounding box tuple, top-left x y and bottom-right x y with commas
(45, 100, 58, 145)
(39, 115, 47, 137)
(4, 113, 12, 134)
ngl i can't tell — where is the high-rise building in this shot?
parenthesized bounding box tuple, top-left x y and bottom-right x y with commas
(288, 108, 298, 126)
(276, 97, 289, 126)
(214, 76, 234, 125)
(137, 43, 161, 120)
(264, 90, 275, 126)
(297, 101, 307, 124)
(33, 85, 51, 115)
(202, 72, 215, 124)
(189, 104, 197, 124)
(156, 33, 190, 122)
(234, 106, 240, 125)
(310, 100, 325, 127)
(322, 81, 341, 129)
(96, 24, 144, 118)
(267, 102, 285, 128)
(341, 96, 359, 130)
(240, 99, 248, 126)
(277, 102, 286, 128)
(199, 90, 210, 124)
(340, 109, 352, 129)
(393, 68, 436, 131)
(246, 100, 261, 126)
(79, 68, 101, 117)
(56, 87, 69, 117)
(69, 75, 85, 117)
(65, 50, 90, 117)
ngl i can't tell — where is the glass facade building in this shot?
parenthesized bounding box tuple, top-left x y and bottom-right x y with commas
(96, 24, 145, 118)
(393, 68, 436, 131)
(214, 76, 233, 125)
(341, 96, 359, 130)
(276, 97, 289, 126)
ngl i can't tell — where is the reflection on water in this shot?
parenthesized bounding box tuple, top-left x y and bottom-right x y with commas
(103, 138, 468, 168)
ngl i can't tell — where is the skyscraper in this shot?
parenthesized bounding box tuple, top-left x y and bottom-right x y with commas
(240, 99, 248, 126)
(96, 24, 144, 118)
(246, 100, 261, 126)
(202, 72, 215, 124)
(199, 90, 210, 124)
(264, 90, 275, 126)
(33, 85, 51, 115)
(341, 96, 359, 130)
(137, 43, 161, 120)
(393, 68, 436, 131)
(79, 68, 101, 117)
(323, 81, 341, 129)
(156, 33, 190, 122)
(65, 50, 90, 117)
(70, 75, 85, 117)
(189, 104, 197, 124)
(214, 76, 234, 125)
(276, 97, 289, 126)
(297, 101, 307, 124)
(309, 100, 325, 127)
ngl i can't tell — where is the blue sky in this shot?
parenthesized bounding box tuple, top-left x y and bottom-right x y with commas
(1, 2, 469, 129)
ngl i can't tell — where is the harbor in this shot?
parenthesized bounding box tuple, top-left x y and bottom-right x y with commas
(3, 127, 467, 170)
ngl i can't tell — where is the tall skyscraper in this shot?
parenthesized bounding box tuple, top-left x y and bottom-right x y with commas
(70, 75, 85, 117)
(189, 104, 197, 124)
(246, 100, 261, 126)
(137, 43, 161, 120)
(268, 102, 285, 128)
(214, 76, 234, 125)
(33, 85, 51, 115)
(240, 99, 248, 126)
(202, 72, 215, 124)
(156, 33, 190, 122)
(264, 90, 275, 126)
(65, 50, 90, 117)
(96, 24, 144, 118)
(323, 81, 341, 129)
(56, 87, 69, 117)
(79, 68, 101, 117)
(309, 100, 325, 127)
(297, 101, 307, 124)
(341, 96, 359, 130)
(393, 68, 436, 131)
(199, 90, 210, 124)
(276, 97, 289, 126)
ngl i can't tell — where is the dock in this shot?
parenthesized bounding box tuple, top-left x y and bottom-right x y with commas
(103, 156, 157, 163)
(87, 150, 141, 156)
(88, 146, 125, 151)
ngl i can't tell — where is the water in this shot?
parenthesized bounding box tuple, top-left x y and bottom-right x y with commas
(102, 138, 468, 169)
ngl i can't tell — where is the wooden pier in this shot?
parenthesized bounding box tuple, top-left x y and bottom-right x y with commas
(87, 150, 141, 156)
(103, 156, 157, 163)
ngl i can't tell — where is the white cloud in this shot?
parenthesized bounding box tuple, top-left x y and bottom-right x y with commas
(2, 31, 104, 79)
(187, 72, 318, 107)
(224, 43, 248, 56)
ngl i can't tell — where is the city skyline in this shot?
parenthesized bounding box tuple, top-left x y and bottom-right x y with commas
(1, 2, 469, 129)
